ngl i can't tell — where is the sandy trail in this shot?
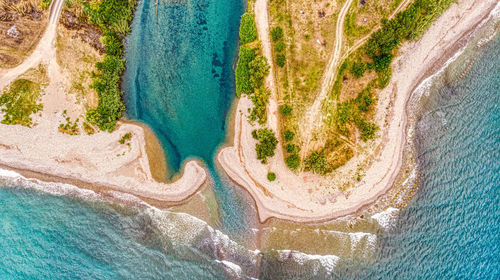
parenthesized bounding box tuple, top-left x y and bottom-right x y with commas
(0, 0, 65, 89)
(299, 0, 354, 156)
(218, 0, 498, 222)
(0, 0, 208, 203)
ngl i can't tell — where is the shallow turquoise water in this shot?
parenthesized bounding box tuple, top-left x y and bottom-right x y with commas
(0, 2, 499, 279)
(123, 0, 244, 173)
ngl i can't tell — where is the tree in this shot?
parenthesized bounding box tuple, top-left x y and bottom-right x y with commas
(252, 128, 278, 164)
(239, 13, 257, 44)
(270, 26, 283, 42)
(274, 41, 286, 52)
(285, 154, 300, 170)
(276, 53, 286, 67)
(283, 130, 295, 142)
(235, 47, 256, 97)
(267, 172, 276, 181)
(279, 104, 292, 116)
(248, 55, 270, 89)
(304, 151, 330, 174)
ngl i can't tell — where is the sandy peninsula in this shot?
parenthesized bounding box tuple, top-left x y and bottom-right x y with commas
(0, 0, 207, 203)
(218, 0, 499, 222)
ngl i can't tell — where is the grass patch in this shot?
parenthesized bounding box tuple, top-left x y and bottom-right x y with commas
(0, 79, 43, 127)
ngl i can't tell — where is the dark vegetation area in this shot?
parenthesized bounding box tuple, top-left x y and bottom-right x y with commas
(81, 0, 136, 132)
(252, 128, 278, 164)
(235, 13, 272, 125)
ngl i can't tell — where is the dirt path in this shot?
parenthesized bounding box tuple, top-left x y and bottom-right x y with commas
(0, 0, 65, 89)
(298, 0, 354, 156)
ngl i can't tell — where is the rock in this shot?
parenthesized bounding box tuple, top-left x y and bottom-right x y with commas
(7, 24, 19, 38)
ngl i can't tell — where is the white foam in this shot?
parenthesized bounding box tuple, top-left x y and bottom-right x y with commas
(215, 260, 243, 278)
(277, 250, 339, 275)
(372, 207, 400, 230)
(0, 168, 21, 178)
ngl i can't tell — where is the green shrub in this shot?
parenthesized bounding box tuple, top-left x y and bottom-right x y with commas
(274, 41, 286, 53)
(252, 128, 278, 164)
(249, 86, 270, 124)
(285, 144, 300, 154)
(235, 47, 256, 97)
(276, 53, 286, 67)
(239, 13, 258, 44)
(249, 55, 270, 89)
(283, 130, 295, 142)
(350, 61, 366, 78)
(267, 172, 276, 181)
(304, 151, 330, 174)
(279, 104, 292, 116)
(285, 153, 300, 170)
(270, 26, 283, 42)
(374, 53, 394, 72)
(355, 119, 378, 141)
(377, 67, 392, 89)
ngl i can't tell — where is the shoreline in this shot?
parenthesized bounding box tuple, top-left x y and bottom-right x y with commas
(217, 0, 499, 223)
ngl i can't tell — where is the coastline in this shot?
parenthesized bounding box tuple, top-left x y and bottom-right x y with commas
(218, 0, 499, 223)
(0, 0, 208, 206)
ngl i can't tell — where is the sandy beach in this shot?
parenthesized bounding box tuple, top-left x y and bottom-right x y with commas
(0, 0, 207, 204)
(218, 0, 499, 222)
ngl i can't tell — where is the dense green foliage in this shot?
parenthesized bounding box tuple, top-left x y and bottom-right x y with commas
(279, 104, 292, 116)
(274, 41, 286, 53)
(283, 130, 294, 142)
(350, 61, 366, 78)
(304, 151, 329, 174)
(249, 86, 270, 124)
(235, 47, 257, 97)
(40, 0, 52, 9)
(252, 128, 278, 164)
(276, 53, 286, 67)
(285, 153, 300, 170)
(267, 172, 276, 181)
(270, 26, 283, 42)
(0, 79, 42, 127)
(239, 13, 258, 44)
(363, 0, 455, 84)
(248, 55, 270, 89)
(82, 0, 136, 131)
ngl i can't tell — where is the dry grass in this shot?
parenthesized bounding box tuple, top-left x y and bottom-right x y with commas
(56, 23, 102, 110)
(0, 0, 49, 68)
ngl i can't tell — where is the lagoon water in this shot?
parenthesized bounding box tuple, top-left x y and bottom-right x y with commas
(0, 1, 499, 279)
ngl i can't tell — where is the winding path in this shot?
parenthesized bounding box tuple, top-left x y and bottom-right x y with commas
(299, 0, 354, 156)
(0, 0, 65, 89)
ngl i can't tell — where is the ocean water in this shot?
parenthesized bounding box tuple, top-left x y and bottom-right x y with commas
(122, 0, 252, 236)
(0, 1, 499, 279)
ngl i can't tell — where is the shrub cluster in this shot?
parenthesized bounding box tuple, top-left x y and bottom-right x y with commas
(235, 14, 271, 124)
(252, 128, 278, 164)
(82, 0, 137, 132)
(239, 13, 257, 44)
(363, 0, 455, 85)
(271, 26, 286, 67)
(337, 88, 378, 141)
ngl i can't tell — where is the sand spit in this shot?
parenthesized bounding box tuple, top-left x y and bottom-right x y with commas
(218, 0, 499, 223)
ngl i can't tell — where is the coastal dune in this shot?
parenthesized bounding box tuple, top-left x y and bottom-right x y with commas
(218, 0, 499, 222)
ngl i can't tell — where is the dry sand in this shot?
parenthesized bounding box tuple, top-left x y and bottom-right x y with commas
(218, 0, 499, 223)
(0, 0, 207, 203)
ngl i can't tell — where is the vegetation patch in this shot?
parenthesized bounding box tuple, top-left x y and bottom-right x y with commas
(58, 110, 80, 135)
(0, 79, 43, 127)
(81, 0, 137, 132)
(267, 172, 276, 181)
(252, 128, 278, 164)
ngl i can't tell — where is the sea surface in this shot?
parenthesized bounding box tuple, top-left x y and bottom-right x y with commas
(0, 1, 499, 279)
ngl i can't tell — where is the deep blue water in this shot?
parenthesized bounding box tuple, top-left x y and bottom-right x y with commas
(0, 2, 499, 279)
